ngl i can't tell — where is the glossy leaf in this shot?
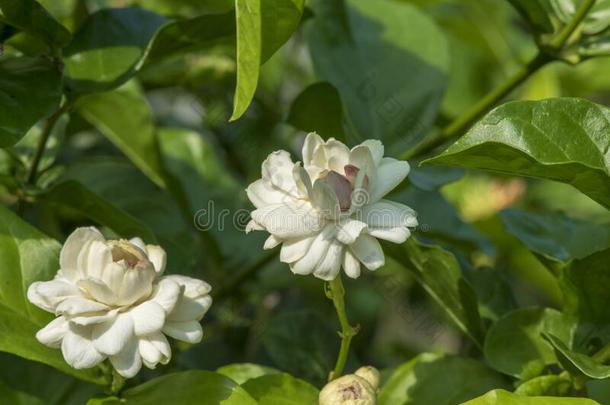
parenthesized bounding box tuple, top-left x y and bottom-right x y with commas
(425, 98, 610, 210)
(484, 307, 572, 379)
(514, 374, 572, 396)
(216, 363, 280, 385)
(306, 0, 449, 153)
(379, 353, 508, 405)
(0, 57, 62, 147)
(240, 373, 319, 404)
(0, 205, 105, 384)
(459, 389, 600, 405)
(384, 239, 485, 346)
(0, 0, 71, 50)
(287, 82, 346, 140)
(500, 209, 610, 263)
(75, 83, 167, 188)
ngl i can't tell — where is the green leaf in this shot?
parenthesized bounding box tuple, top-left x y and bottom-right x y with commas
(500, 209, 610, 264)
(551, 0, 610, 34)
(108, 371, 257, 404)
(506, 0, 556, 34)
(0, 205, 105, 384)
(40, 180, 158, 243)
(483, 307, 572, 379)
(379, 353, 508, 405)
(287, 82, 346, 140)
(306, 0, 449, 153)
(459, 389, 600, 405)
(0, 0, 71, 50)
(0, 57, 62, 147)
(384, 239, 485, 346)
(75, 83, 167, 188)
(231, 0, 261, 121)
(240, 373, 319, 404)
(63, 8, 167, 95)
(217, 363, 280, 384)
(514, 374, 572, 396)
(231, 0, 306, 120)
(424, 98, 610, 210)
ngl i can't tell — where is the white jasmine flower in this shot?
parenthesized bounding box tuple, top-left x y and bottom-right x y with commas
(27, 227, 212, 378)
(246, 133, 417, 280)
(319, 366, 380, 405)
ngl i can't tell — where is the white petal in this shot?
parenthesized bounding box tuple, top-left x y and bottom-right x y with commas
(264, 235, 282, 250)
(279, 236, 315, 263)
(146, 245, 167, 275)
(165, 275, 212, 298)
(311, 179, 341, 220)
(246, 179, 289, 209)
(163, 321, 203, 344)
(368, 226, 411, 244)
(324, 139, 350, 173)
(349, 145, 377, 181)
(251, 201, 324, 239)
(370, 158, 410, 202)
(27, 279, 80, 313)
(129, 237, 146, 251)
(110, 338, 142, 379)
(245, 219, 265, 233)
(60, 227, 104, 281)
(302, 132, 324, 167)
(139, 332, 171, 368)
(343, 250, 361, 279)
(168, 295, 212, 323)
(92, 313, 134, 356)
(359, 200, 418, 228)
(290, 225, 336, 275)
(293, 162, 313, 198)
(336, 218, 368, 245)
(56, 297, 109, 317)
(77, 279, 115, 305)
(116, 267, 155, 306)
(70, 309, 119, 326)
(361, 139, 384, 166)
(261, 150, 298, 195)
(100, 262, 126, 292)
(84, 241, 112, 280)
(61, 324, 104, 369)
(313, 240, 344, 281)
(150, 278, 181, 314)
(350, 235, 385, 271)
(130, 301, 166, 336)
(36, 316, 69, 348)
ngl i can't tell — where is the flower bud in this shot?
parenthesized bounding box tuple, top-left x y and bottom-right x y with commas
(319, 373, 377, 405)
(355, 366, 380, 391)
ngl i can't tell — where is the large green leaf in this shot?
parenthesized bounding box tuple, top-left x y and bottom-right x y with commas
(75, 83, 167, 188)
(379, 353, 508, 405)
(240, 373, 319, 404)
(287, 82, 346, 140)
(92, 371, 257, 404)
(459, 389, 600, 405)
(40, 180, 157, 243)
(500, 209, 610, 264)
(0, 0, 71, 50)
(217, 363, 280, 385)
(384, 239, 485, 347)
(306, 0, 449, 153)
(231, 0, 305, 120)
(63, 8, 167, 95)
(424, 98, 610, 210)
(0, 205, 105, 384)
(0, 57, 62, 147)
(483, 307, 572, 379)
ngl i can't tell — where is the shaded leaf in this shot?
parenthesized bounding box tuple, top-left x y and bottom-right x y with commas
(287, 82, 345, 140)
(459, 389, 599, 404)
(241, 373, 319, 404)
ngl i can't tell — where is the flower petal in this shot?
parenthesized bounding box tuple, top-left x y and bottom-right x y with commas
(36, 316, 69, 348)
(70, 309, 119, 326)
(368, 226, 411, 244)
(116, 267, 155, 306)
(279, 235, 315, 263)
(92, 313, 134, 356)
(84, 240, 112, 280)
(130, 301, 166, 336)
(77, 278, 116, 305)
(246, 179, 290, 209)
(251, 201, 324, 239)
(162, 321, 203, 344)
(27, 279, 80, 313)
(150, 277, 182, 314)
(324, 139, 350, 173)
(350, 234, 385, 271)
(370, 158, 410, 202)
(61, 324, 104, 369)
(302, 132, 324, 167)
(359, 200, 418, 228)
(110, 337, 142, 378)
(313, 240, 343, 281)
(264, 235, 282, 250)
(361, 139, 384, 166)
(261, 150, 298, 195)
(139, 332, 171, 369)
(290, 224, 336, 275)
(129, 237, 146, 251)
(336, 218, 368, 245)
(311, 179, 341, 220)
(166, 275, 212, 298)
(60, 227, 105, 281)
(349, 145, 377, 182)
(146, 245, 166, 275)
(343, 250, 361, 279)
(168, 295, 212, 323)
(56, 296, 109, 317)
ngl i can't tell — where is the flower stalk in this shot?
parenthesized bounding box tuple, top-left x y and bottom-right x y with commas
(326, 274, 358, 381)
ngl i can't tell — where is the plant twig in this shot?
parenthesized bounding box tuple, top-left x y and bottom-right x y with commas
(326, 274, 358, 381)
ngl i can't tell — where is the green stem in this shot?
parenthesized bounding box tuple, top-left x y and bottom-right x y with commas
(593, 342, 610, 364)
(326, 274, 357, 381)
(548, 0, 597, 50)
(110, 368, 125, 396)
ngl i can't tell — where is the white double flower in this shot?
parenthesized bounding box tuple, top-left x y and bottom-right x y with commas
(27, 227, 212, 378)
(246, 133, 418, 280)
